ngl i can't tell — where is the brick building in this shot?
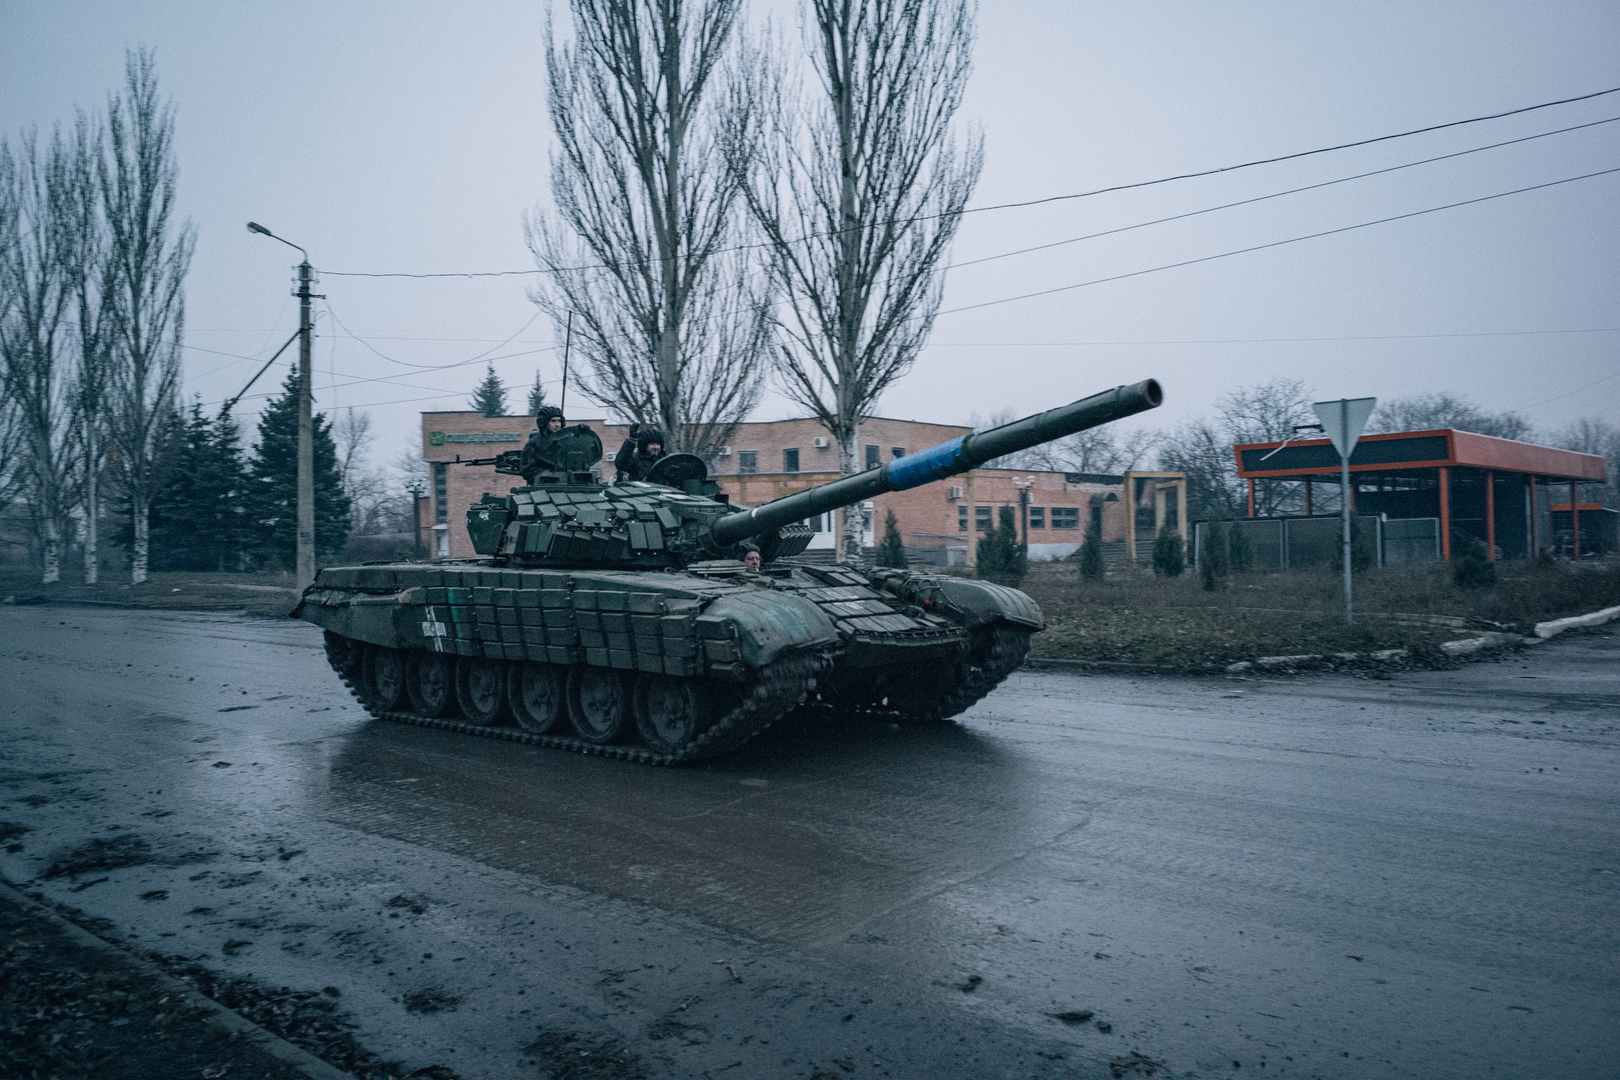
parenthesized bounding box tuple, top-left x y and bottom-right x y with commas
(417, 411, 1128, 564)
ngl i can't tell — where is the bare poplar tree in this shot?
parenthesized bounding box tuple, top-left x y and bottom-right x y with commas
(100, 49, 193, 584)
(732, 0, 983, 561)
(0, 129, 77, 583)
(64, 111, 112, 584)
(526, 0, 769, 461)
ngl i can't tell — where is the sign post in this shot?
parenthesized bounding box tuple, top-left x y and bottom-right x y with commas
(1311, 398, 1377, 625)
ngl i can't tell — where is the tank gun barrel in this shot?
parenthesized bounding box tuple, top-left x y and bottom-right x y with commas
(710, 378, 1162, 548)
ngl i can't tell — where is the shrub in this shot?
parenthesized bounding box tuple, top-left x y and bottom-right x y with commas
(1334, 515, 1377, 574)
(875, 508, 908, 568)
(1151, 528, 1185, 577)
(1078, 523, 1105, 581)
(1228, 521, 1253, 573)
(1453, 540, 1497, 589)
(977, 505, 1028, 587)
(1200, 518, 1229, 590)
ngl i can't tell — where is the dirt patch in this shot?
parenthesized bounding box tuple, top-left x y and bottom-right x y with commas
(41, 835, 155, 880)
(0, 887, 311, 1080)
(0, 569, 299, 617)
(402, 986, 459, 1014)
(158, 955, 462, 1079)
(525, 1029, 646, 1079)
(1020, 559, 1620, 670)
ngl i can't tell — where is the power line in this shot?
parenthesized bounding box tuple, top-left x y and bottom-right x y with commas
(945, 115, 1620, 273)
(919, 328, 1620, 347)
(934, 166, 1620, 318)
(316, 85, 1620, 280)
(962, 86, 1620, 218)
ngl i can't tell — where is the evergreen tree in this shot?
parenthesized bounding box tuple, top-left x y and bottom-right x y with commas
(875, 508, 907, 568)
(470, 363, 508, 417)
(1228, 519, 1253, 573)
(526, 371, 548, 417)
(977, 505, 1027, 587)
(1078, 521, 1104, 581)
(1151, 527, 1185, 577)
(1453, 539, 1496, 589)
(247, 366, 351, 568)
(145, 400, 250, 570)
(1200, 518, 1229, 590)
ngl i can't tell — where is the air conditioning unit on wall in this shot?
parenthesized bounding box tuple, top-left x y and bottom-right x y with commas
(948, 486, 964, 500)
(717, 446, 732, 456)
(813, 436, 828, 448)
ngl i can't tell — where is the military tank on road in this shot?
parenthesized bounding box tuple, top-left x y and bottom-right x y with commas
(294, 379, 1162, 763)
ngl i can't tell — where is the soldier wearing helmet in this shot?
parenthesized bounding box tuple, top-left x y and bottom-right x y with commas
(614, 424, 667, 483)
(518, 405, 568, 483)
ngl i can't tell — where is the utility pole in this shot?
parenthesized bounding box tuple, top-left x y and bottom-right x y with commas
(295, 257, 315, 592)
(247, 222, 319, 591)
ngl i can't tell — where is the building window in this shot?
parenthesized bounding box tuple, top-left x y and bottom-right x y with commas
(892, 446, 905, 459)
(737, 450, 758, 474)
(1051, 506, 1079, 530)
(1029, 506, 1045, 529)
(804, 513, 824, 533)
(783, 448, 799, 473)
(958, 506, 968, 531)
(865, 444, 880, 469)
(975, 505, 992, 532)
(432, 463, 448, 523)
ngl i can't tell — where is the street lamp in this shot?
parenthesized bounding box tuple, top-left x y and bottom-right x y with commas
(247, 222, 317, 592)
(1013, 476, 1035, 546)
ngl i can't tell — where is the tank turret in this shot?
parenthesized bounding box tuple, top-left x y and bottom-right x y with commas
(295, 378, 1162, 764)
(466, 379, 1162, 568)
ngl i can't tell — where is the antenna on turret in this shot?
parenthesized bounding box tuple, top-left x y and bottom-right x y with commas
(559, 311, 573, 419)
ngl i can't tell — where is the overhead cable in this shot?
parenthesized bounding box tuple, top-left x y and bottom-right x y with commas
(317, 85, 1620, 280)
(934, 166, 1620, 317)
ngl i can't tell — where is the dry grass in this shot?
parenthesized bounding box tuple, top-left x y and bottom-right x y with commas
(1018, 557, 1620, 667)
(0, 569, 300, 617)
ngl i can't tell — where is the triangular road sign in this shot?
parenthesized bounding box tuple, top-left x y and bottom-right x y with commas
(1312, 398, 1377, 459)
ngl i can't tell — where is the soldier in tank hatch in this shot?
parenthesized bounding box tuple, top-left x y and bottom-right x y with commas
(519, 405, 567, 483)
(614, 424, 667, 483)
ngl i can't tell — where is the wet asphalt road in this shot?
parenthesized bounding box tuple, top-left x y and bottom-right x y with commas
(1, 606, 1616, 1079)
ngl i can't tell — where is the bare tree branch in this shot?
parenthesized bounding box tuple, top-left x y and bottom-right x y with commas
(0, 126, 78, 583)
(527, 0, 768, 461)
(100, 48, 194, 584)
(731, 0, 982, 560)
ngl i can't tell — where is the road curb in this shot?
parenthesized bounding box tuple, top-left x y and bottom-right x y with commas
(0, 879, 355, 1080)
(1536, 603, 1620, 639)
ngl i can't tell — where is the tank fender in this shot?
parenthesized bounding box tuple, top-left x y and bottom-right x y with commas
(295, 590, 426, 650)
(696, 591, 838, 669)
(930, 578, 1045, 631)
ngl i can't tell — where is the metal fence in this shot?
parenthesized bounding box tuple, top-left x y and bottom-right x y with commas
(1194, 515, 1392, 571)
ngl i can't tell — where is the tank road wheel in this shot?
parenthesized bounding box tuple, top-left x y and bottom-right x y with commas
(456, 656, 511, 726)
(567, 667, 629, 745)
(632, 674, 711, 755)
(507, 662, 564, 734)
(363, 646, 410, 712)
(324, 631, 361, 679)
(407, 650, 458, 718)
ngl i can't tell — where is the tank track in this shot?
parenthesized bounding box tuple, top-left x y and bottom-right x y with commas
(893, 622, 1032, 723)
(801, 621, 1032, 725)
(323, 634, 825, 765)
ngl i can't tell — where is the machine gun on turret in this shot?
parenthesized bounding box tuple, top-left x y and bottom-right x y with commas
(455, 449, 524, 475)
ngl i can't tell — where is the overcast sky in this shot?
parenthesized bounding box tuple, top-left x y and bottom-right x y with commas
(4, 1, 1616, 461)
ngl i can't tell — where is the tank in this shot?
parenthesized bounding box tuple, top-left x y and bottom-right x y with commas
(294, 379, 1162, 764)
